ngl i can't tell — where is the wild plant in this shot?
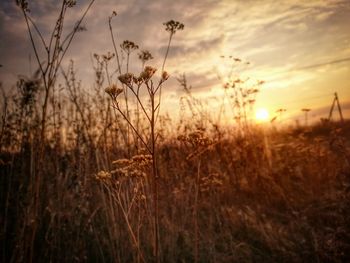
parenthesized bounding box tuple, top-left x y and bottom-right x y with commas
(13, 1, 96, 262)
(95, 154, 152, 262)
(62, 60, 94, 148)
(104, 65, 167, 261)
(218, 56, 263, 128)
(177, 128, 217, 263)
(103, 15, 184, 262)
(15, 0, 95, 142)
(177, 74, 208, 130)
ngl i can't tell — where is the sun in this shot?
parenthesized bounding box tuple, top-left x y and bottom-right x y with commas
(255, 108, 269, 122)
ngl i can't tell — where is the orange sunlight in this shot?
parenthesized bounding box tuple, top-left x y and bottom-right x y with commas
(255, 108, 270, 122)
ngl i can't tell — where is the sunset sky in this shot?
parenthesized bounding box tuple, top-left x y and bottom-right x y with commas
(1, 0, 349, 124)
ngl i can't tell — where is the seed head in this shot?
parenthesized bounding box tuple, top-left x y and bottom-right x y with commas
(163, 20, 184, 34)
(118, 73, 134, 87)
(133, 76, 144, 86)
(131, 154, 152, 165)
(16, 0, 29, 12)
(162, 71, 170, 81)
(95, 170, 112, 181)
(120, 40, 139, 54)
(105, 84, 123, 99)
(102, 52, 115, 61)
(140, 66, 157, 81)
(138, 50, 153, 64)
(66, 0, 76, 7)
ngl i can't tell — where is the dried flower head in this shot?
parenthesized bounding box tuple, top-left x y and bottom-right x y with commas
(131, 154, 153, 165)
(120, 40, 139, 54)
(66, 0, 77, 7)
(112, 154, 152, 178)
(140, 66, 157, 81)
(138, 50, 153, 64)
(133, 75, 144, 86)
(102, 52, 115, 61)
(95, 170, 112, 181)
(183, 129, 214, 160)
(162, 71, 170, 81)
(105, 84, 123, 99)
(118, 73, 134, 87)
(16, 0, 29, 11)
(163, 20, 184, 34)
(178, 129, 213, 160)
(187, 130, 212, 147)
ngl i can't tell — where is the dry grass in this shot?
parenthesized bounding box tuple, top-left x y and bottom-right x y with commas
(1, 89, 349, 262)
(1, 2, 350, 263)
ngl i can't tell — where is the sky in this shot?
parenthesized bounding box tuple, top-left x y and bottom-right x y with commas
(1, 0, 350, 125)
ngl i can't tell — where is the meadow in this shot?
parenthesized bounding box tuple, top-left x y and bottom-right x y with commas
(1, 1, 350, 262)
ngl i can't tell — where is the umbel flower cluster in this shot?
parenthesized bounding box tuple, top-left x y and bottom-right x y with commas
(104, 84, 123, 100)
(16, 0, 76, 11)
(104, 66, 169, 100)
(95, 154, 153, 181)
(163, 20, 185, 34)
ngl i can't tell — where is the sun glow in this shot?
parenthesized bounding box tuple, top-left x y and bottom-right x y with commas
(255, 108, 269, 122)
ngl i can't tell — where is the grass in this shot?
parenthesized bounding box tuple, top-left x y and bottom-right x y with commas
(1, 111, 349, 262)
(1, 1, 350, 262)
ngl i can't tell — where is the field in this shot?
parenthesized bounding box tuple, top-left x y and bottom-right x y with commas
(1, 83, 350, 262)
(1, 1, 350, 262)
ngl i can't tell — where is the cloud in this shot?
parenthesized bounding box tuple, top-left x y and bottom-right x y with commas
(294, 57, 350, 71)
(1, 0, 350, 117)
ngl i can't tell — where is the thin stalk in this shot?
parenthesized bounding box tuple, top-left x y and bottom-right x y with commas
(156, 33, 173, 122)
(56, 0, 96, 71)
(112, 103, 151, 154)
(194, 158, 201, 263)
(108, 16, 122, 74)
(129, 87, 151, 122)
(150, 90, 159, 263)
(22, 10, 47, 89)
